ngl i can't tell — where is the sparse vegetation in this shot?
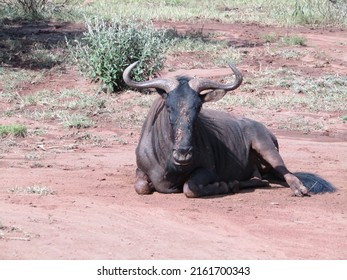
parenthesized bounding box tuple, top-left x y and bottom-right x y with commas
(290, 0, 347, 26)
(1, 0, 346, 27)
(1, 88, 110, 128)
(261, 33, 307, 46)
(217, 68, 347, 113)
(75, 0, 347, 27)
(276, 49, 307, 59)
(0, 68, 42, 93)
(262, 33, 280, 43)
(167, 29, 242, 67)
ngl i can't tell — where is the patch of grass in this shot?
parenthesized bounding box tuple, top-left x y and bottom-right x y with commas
(212, 47, 242, 67)
(289, 0, 347, 27)
(168, 29, 242, 67)
(275, 49, 307, 59)
(24, 43, 64, 69)
(117, 110, 146, 129)
(168, 28, 217, 50)
(25, 152, 45, 161)
(262, 33, 280, 43)
(113, 134, 129, 145)
(0, 124, 27, 138)
(30, 162, 45, 168)
(291, 74, 347, 111)
(281, 34, 307, 46)
(18, 88, 106, 112)
(74, 132, 104, 146)
(2, 88, 110, 130)
(276, 116, 324, 134)
(123, 92, 156, 108)
(8, 185, 54, 196)
(71, 0, 347, 28)
(60, 113, 95, 129)
(76, 1, 273, 25)
(0, 67, 41, 93)
(30, 127, 47, 136)
(2, 0, 344, 27)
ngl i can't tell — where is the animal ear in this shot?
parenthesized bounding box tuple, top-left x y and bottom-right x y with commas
(200, 89, 227, 103)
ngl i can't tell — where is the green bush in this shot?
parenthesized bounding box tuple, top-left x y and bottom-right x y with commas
(67, 17, 171, 92)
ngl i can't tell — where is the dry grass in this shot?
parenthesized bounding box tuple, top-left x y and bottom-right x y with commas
(8, 185, 54, 195)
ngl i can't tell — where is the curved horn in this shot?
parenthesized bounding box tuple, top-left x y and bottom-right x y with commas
(188, 63, 243, 94)
(123, 61, 179, 92)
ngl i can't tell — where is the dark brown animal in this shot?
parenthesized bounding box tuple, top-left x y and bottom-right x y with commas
(123, 61, 335, 198)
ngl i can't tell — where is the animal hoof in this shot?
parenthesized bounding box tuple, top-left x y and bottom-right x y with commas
(183, 182, 200, 198)
(292, 187, 310, 197)
(288, 175, 309, 197)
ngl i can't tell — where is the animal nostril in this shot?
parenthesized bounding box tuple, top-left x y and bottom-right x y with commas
(175, 147, 193, 156)
(172, 147, 193, 164)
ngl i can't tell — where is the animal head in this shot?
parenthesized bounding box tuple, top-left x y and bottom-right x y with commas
(123, 61, 243, 166)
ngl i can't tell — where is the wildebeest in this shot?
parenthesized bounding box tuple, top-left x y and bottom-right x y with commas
(123, 61, 335, 198)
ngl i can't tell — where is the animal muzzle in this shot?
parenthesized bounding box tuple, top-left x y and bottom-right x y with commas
(172, 147, 193, 165)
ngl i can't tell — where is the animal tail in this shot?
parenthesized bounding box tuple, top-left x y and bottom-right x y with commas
(294, 172, 336, 194)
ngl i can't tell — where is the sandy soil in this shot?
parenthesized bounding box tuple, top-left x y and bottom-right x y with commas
(0, 21, 346, 260)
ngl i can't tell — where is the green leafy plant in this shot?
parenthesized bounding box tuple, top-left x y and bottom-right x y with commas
(67, 17, 171, 92)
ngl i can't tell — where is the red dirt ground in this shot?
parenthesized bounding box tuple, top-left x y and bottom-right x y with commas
(0, 21, 346, 260)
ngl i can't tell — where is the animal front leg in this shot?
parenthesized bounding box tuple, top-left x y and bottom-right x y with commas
(183, 168, 230, 198)
(134, 168, 155, 195)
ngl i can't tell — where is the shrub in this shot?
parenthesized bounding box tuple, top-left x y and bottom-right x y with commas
(0, 0, 78, 21)
(67, 17, 171, 92)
